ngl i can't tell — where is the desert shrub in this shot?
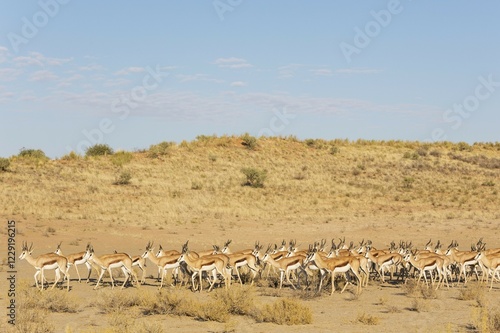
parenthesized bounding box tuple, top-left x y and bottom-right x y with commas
(330, 146, 340, 155)
(85, 144, 114, 157)
(19, 284, 79, 313)
(403, 151, 419, 160)
(0, 157, 10, 171)
(429, 150, 442, 157)
(147, 141, 175, 158)
(482, 180, 495, 187)
(471, 307, 500, 333)
(416, 146, 429, 156)
(60, 151, 81, 160)
(241, 167, 267, 188)
(111, 151, 133, 167)
(18, 148, 48, 160)
(455, 141, 472, 151)
(198, 299, 230, 323)
(241, 133, 257, 150)
(212, 286, 256, 316)
(305, 138, 316, 147)
(410, 298, 429, 313)
(458, 282, 485, 306)
(191, 181, 203, 190)
(420, 286, 438, 299)
(257, 298, 312, 325)
(356, 312, 380, 325)
(402, 177, 415, 189)
(95, 289, 142, 313)
(11, 308, 55, 333)
(114, 171, 132, 185)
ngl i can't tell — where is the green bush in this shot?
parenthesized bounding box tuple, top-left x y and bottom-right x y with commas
(85, 144, 114, 157)
(0, 157, 10, 171)
(241, 133, 257, 150)
(241, 167, 267, 188)
(18, 148, 48, 160)
(60, 151, 81, 160)
(111, 151, 133, 167)
(147, 141, 175, 158)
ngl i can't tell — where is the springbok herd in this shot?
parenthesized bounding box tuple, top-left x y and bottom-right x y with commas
(19, 237, 500, 294)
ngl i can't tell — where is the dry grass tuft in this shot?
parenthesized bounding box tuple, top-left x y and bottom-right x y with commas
(459, 282, 486, 307)
(212, 285, 257, 316)
(471, 307, 500, 333)
(19, 282, 80, 313)
(355, 312, 380, 325)
(410, 298, 430, 313)
(95, 289, 142, 313)
(256, 298, 313, 325)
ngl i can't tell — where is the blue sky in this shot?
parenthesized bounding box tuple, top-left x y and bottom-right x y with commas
(1, 1, 499, 158)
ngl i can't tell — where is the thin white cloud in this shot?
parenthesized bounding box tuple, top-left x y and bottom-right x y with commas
(177, 73, 224, 83)
(14, 52, 72, 67)
(0, 68, 23, 81)
(277, 63, 306, 78)
(230, 81, 246, 87)
(213, 57, 252, 69)
(29, 70, 58, 82)
(310, 69, 333, 76)
(335, 68, 382, 74)
(114, 67, 146, 76)
(0, 91, 14, 102)
(0, 46, 10, 63)
(56, 74, 84, 88)
(103, 77, 132, 87)
(78, 64, 105, 72)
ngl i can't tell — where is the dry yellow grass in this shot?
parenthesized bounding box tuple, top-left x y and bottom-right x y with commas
(1, 137, 499, 229)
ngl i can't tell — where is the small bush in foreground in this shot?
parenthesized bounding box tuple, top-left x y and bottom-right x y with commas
(257, 298, 312, 325)
(471, 307, 500, 333)
(85, 144, 114, 157)
(212, 286, 256, 316)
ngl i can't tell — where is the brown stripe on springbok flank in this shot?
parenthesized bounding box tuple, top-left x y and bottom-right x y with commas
(164, 258, 178, 265)
(73, 254, 84, 262)
(201, 261, 216, 267)
(107, 258, 126, 265)
(45, 259, 58, 266)
(234, 258, 247, 264)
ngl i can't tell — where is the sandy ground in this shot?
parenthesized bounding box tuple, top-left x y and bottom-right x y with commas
(1, 215, 499, 332)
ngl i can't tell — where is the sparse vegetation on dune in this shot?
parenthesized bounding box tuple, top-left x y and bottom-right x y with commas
(1, 137, 498, 226)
